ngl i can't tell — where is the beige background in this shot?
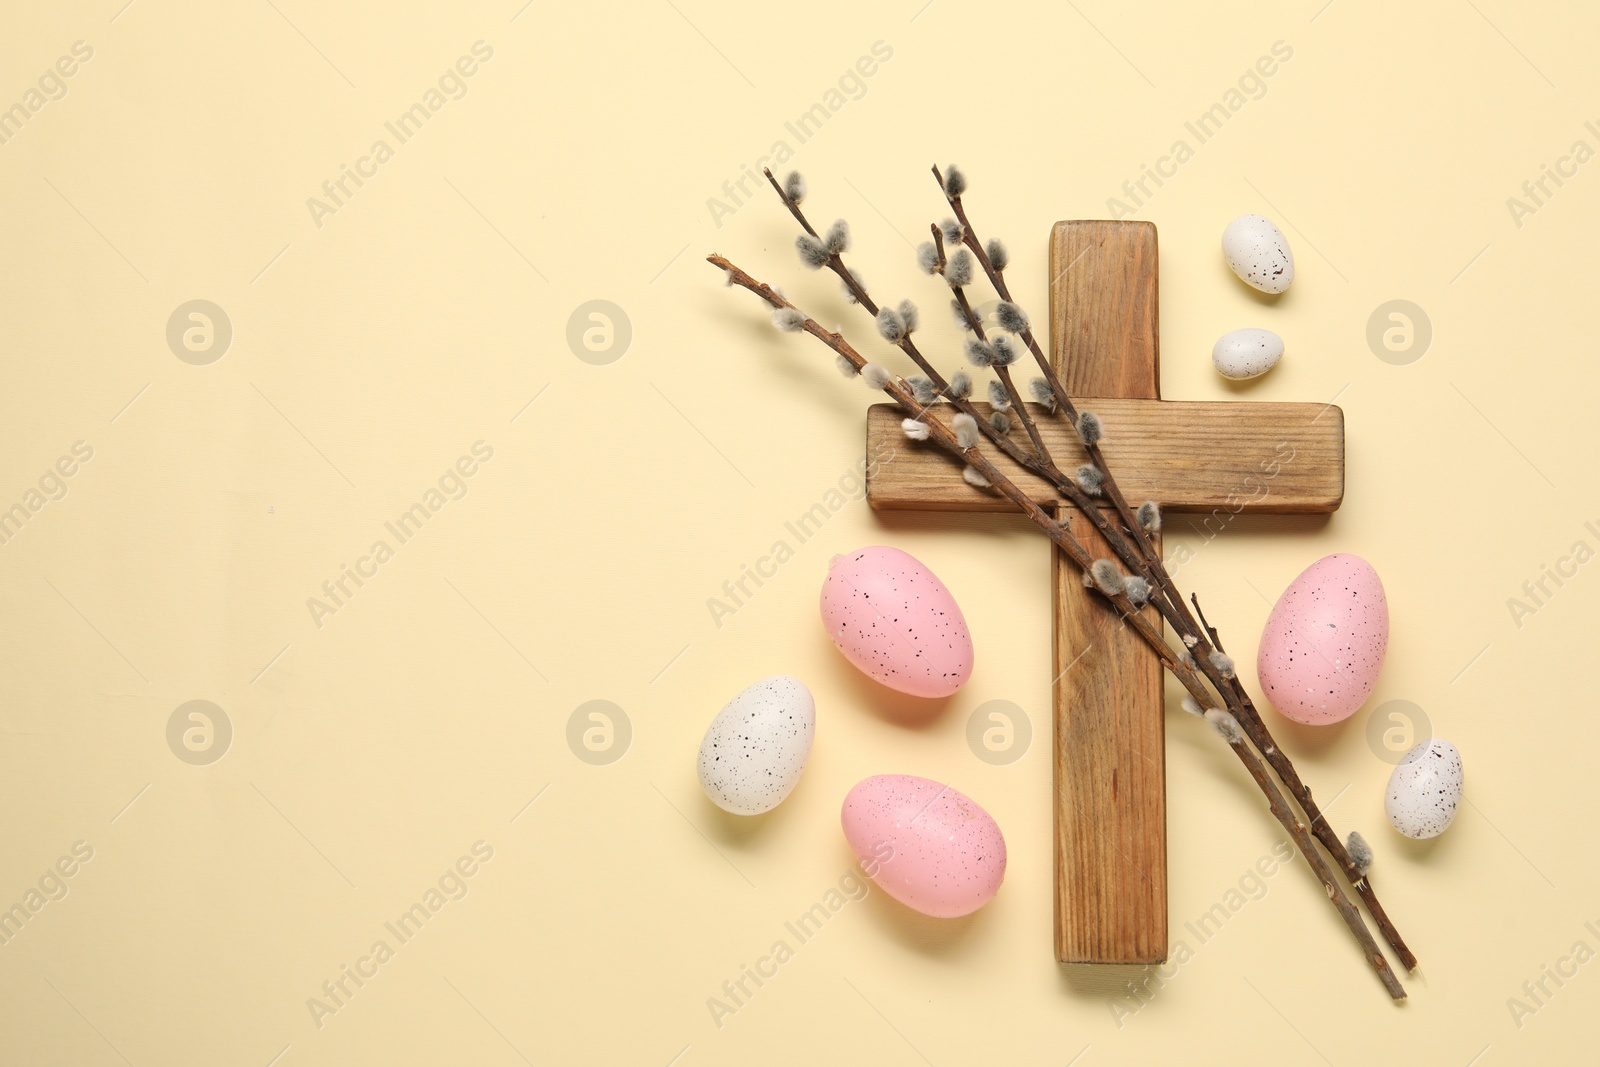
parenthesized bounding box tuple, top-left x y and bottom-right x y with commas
(0, 0, 1595, 1063)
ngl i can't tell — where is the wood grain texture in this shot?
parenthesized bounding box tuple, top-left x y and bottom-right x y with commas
(1054, 511, 1167, 963)
(1050, 221, 1170, 965)
(1050, 220, 1160, 401)
(865, 399, 1343, 514)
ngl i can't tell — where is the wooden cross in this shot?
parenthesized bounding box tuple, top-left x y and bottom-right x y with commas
(864, 221, 1344, 963)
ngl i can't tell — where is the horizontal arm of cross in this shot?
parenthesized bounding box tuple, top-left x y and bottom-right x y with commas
(865, 399, 1343, 514)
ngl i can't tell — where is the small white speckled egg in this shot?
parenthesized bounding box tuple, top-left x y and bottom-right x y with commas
(1385, 739, 1463, 839)
(697, 676, 815, 815)
(1212, 328, 1284, 380)
(1222, 214, 1295, 294)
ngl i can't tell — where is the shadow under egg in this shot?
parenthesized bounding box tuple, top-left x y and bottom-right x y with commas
(847, 849, 991, 958)
(699, 782, 807, 851)
(822, 645, 956, 728)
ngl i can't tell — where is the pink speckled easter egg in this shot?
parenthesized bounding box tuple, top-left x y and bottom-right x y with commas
(1256, 553, 1389, 725)
(840, 774, 1006, 918)
(820, 547, 973, 697)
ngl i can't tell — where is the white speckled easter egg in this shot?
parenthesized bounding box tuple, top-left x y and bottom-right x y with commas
(1212, 328, 1284, 380)
(820, 547, 973, 698)
(1222, 214, 1295, 293)
(1385, 739, 1463, 839)
(841, 774, 1006, 918)
(1256, 554, 1388, 725)
(696, 675, 815, 815)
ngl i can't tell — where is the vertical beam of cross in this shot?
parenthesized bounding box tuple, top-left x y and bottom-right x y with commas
(1050, 221, 1166, 964)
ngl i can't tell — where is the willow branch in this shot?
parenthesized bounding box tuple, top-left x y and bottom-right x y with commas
(709, 252, 1406, 1000)
(931, 166, 1417, 972)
